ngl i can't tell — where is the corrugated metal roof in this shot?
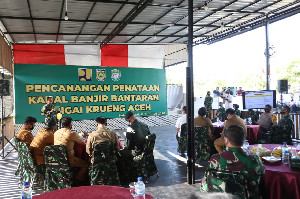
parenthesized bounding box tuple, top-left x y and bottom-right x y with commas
(0, 0, 299, 46)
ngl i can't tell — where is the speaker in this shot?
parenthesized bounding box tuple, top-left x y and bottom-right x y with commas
(0, 80, 10, 96)
(277, 80, 288, 93)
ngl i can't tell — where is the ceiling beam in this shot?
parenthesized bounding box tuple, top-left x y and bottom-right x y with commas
(75, 2, 97, 42)
(100, 0, 153, 48)
(0, 15, 221, 28)
(3, 31, 204, 38)
(56, 0, 65, 42)
(26, 0, 36, 43)
(92, 0, 128, 42)
(126, 0, 185, 43)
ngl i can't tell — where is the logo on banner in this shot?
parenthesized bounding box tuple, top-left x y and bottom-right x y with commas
(78, 68, 92, 81)
(111, 69, 121, 82)
(96, 69, 106, 81)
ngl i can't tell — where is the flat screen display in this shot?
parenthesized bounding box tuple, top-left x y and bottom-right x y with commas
(242, 90, 276, 109)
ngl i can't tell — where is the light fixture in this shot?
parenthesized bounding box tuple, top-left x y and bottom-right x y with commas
(64, 0, 68, 21)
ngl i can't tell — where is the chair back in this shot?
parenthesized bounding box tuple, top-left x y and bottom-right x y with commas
(270, 125, 293, 145)
(177, 123, 187, 153)
(133, 133, 158, 181)
(18, 141, 35, 183)
(206, 170, 250, 199)
(44, 145, 70, 170)
(194, 126, 211, 160)
(14, 137, 22, 177)
(43, 145, 72, 191)
(90, 142, 120, 186)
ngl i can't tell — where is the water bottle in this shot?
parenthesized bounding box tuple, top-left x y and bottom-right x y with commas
(21, 182, 32, 199)
(135, 177, 145, 199)
(282, 142, 289, 164)
(243, 140, 249, 152)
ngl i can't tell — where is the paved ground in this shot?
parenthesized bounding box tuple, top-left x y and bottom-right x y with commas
(0, 125, 208, 199)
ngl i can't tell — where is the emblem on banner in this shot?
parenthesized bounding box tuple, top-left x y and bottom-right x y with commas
(96, 69, 106, 81)
(78, 68, 92, 81)
(111, 69, 121, 82)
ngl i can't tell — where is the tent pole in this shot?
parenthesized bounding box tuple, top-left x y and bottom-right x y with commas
(187, 0, 195, 185)
(265, 15, 270, 90)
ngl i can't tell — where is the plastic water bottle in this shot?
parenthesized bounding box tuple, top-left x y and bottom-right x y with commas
(282, 142, 289, 164)
(243, 140, 249, 152)
(21, 182, 32, 199)
(135, 177, 145, 199)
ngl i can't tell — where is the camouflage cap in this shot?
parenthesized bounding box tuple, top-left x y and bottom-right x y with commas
(125, 111, 134, 120)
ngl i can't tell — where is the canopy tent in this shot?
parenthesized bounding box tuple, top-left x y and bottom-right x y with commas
(0, 0, 299, 45)
(1, 0, 300, 184)
(1, 0, 300, 69)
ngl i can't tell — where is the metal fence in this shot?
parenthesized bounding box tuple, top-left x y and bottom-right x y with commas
(15, 115, 180, 136)
(274, 113, 300, 140)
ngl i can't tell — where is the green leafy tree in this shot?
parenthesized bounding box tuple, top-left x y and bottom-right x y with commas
(278, 60, 300, 92)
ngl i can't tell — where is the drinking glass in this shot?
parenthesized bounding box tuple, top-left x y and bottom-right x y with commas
(129, 182, 136, 198)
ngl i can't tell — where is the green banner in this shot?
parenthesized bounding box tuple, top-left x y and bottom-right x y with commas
(14, 64, 167, 124)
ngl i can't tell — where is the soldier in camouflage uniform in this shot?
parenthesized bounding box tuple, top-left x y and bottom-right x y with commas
(41, 96, 59, 123)
(201, 125, 264, 198)
(216, 102, 226, 122)
(271, 105, 294, 144)
(233, 104, 241, 117)
(204, 91, 213, 119)
(246, 109, 259, 125)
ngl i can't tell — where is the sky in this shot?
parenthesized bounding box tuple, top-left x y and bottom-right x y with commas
(166, 13, 300, 95)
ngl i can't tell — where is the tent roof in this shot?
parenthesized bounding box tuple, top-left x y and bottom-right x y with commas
(0, 0, 299, 46)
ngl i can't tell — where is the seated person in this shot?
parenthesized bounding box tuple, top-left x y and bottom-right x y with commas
(258, 104, 276, 132)
(233, 104, 241, 118)
(124, 111, 150, 154)
(16, 116, 37, 145)
(214, 109, 247, 153)
(203, 125, 264, 197)
(30, 118, 56, 165)
(194, 107, 214, 141)
(86, 116, 120, 163)
(278, 105, 294, 130)
(175, 106, 187, 140)
(246, 109, 259, 124)
(271, 105, 294, 144)
(54, 117, 88, 183)
(216, 102, 226, 122)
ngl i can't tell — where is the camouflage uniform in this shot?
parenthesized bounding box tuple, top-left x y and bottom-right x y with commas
(201, 147, 264, 198)
(126, 119, 150, 152)
(204, 96, 213, 118)
(271, 115, 294, 144)
(216, 107, 226, 122)
(246, 109, 259, 124)
(42, 103, 58, 123)
(235, 109, 241, 117)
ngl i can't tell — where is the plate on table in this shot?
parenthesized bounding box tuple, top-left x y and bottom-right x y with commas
(262, 156, 281, 163)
